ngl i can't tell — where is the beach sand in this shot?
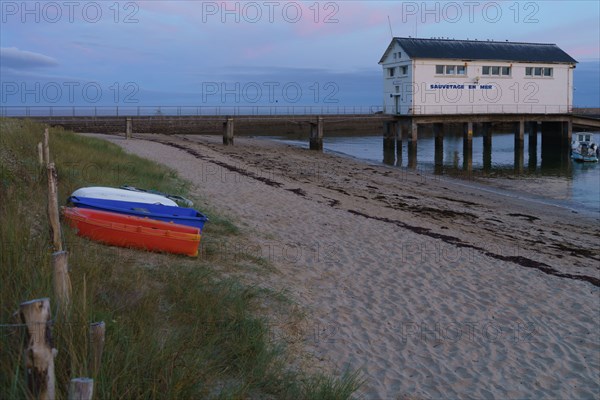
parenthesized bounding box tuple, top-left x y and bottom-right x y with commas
(90, 133, 599, 399)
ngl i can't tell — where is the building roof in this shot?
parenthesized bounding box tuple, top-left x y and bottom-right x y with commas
(379, 37, 578, 64)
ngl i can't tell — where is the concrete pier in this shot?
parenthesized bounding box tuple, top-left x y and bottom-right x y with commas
(482, 123, 492, 172)
(310, 117, 324, 151)
(223, 118, 234, 145)
(433, 123, 444, 174)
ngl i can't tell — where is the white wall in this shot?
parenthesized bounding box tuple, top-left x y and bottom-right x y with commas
(380, 43, 413, 114)
(381, 53, 575, 115)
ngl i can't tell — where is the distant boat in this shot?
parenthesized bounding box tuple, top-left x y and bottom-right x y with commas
(62, 207, 201, 257)
(68, 196, 208, 231)
(571, 133, 599, 163)
(71, 187, 179, 206)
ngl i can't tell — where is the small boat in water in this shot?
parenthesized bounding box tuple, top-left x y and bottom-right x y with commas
(68, 196, 208, 231)
(571, 133, 599, 163)
(62, 207, 201, 256)
(71, 187, 179, 206)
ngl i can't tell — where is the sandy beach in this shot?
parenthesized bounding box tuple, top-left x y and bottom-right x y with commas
(90, 132, 599, 399)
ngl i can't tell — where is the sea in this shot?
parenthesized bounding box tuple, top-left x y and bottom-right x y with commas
(269, 131, 600, 216)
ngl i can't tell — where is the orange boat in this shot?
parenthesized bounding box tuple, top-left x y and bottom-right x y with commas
(62, 207, 201, 257)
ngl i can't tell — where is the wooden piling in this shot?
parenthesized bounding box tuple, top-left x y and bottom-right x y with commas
(309, 117, 323, 151)
(223, 118, 234, 145)
(68, 378, 94, 400)
(89, 321, 106, 377)
(52, 251, 71, 314)
(19, 298, 56, 400)
(47, 163, 62, 252)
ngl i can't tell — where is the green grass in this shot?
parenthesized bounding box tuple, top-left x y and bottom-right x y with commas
(0, 119, 361, 399)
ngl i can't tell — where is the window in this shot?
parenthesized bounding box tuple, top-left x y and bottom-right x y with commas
(457, 65, 466, 75)
(388, 67, 395, 77)
(526, 66, 553, 78)
(483, 65, 511, 76)
(393, 53, 397, 59)
(446, 65, 456, 75)
(400, 66, 408, 75)
(436, 65, 444, 74)
(397, 52, 402, 58)
(395, 86, 400, 93)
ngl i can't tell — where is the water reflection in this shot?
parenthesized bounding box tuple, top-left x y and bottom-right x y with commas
(381, 129, 579, 179)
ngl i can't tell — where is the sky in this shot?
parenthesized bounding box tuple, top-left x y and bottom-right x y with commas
(1, 0, 599, 112)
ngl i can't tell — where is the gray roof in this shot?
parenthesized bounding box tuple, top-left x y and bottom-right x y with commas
(380, 37, 578, 64)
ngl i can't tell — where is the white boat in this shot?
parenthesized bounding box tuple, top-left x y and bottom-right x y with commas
(71, 187, 179, 206)
(571, 133, 599, 163)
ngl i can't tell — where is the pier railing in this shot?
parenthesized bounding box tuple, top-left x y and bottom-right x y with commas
(405, 104, 573, 115)
(0, 105, 383, 118)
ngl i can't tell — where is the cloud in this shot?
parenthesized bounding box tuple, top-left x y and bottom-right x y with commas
(0, 47, 58, 69)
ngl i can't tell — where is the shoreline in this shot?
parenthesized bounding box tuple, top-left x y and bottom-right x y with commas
(265, 134, 600, 217)
(85, 132, 599, 399)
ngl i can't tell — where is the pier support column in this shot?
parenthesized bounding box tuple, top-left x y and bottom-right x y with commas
(463, 122, 473, 174)
(433, 123, 444, 174)
(561, 120, 572, 147)
(482, 123, 492, 172)
(560, 120, 572, 171)
(514, 119, 525, 174)
(223, 117, 234, 145)
(126, 117, 132, 139)
(528, 122, 539, 171)
(398, 121, 410, 167)
(383, 120, 396, 151)
(310, 116, 324, 151)
(382, 121, 395, 165)
(407, 120, 418, 169)
(395, 120, 403, 162)
(541, 121, 562, 170)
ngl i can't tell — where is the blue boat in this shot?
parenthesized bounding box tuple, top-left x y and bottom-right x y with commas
(67, 196, 209, 231)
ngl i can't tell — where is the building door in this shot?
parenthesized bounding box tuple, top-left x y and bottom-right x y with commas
(394, 96, 399, 114)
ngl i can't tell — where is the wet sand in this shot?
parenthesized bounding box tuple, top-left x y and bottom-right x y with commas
(89, 133, 600, 399)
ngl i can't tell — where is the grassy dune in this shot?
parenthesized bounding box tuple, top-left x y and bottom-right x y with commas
(0, 119, 360, 399)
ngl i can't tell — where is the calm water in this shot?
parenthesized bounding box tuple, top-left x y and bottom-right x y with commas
(271, 131, 600, 215)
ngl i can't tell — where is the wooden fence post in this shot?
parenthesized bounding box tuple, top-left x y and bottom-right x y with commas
(126, 117, 132, 139)
(52, 251, 71, 314)
(47, 163, 62, 252)
(19, 298, 57, 400)
(38, 142, 44, 166)
(89, 321, 105, 377)
(43, 128, 50, 166)
(68, 378, 94, 400)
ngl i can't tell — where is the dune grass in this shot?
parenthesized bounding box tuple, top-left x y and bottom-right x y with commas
(0, 119, 361, 399)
